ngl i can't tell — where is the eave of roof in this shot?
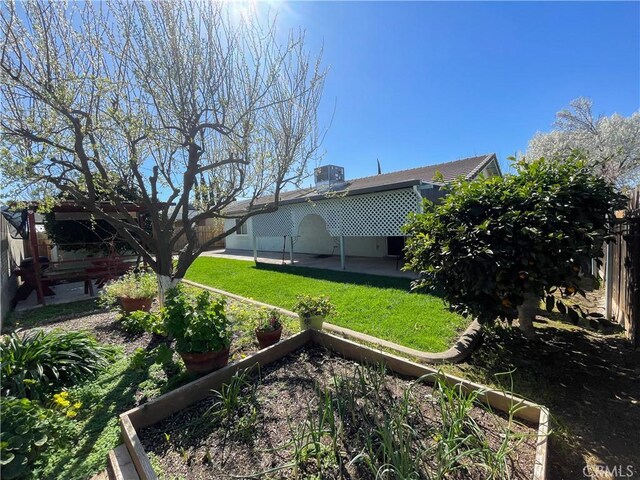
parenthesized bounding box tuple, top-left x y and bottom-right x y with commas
(226, 153, 497, 214)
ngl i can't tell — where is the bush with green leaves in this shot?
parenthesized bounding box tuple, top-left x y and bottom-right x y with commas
(292, 295, 336, 319)
(119, 310, 165, 336)
(0, 330, 115, 401)
(403, 154, 626, 337)
(100, 270, 157, 306)
(0, 396, 63, 479)
(163, 285, 232, 354)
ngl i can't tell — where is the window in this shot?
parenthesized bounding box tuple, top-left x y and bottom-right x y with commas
(235, 219, 248, 235)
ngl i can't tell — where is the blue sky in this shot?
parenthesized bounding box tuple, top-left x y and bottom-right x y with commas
(271, 1, 640, 181)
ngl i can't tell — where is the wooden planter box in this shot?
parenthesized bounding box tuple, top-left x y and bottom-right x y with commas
(120, 330, 549, 480)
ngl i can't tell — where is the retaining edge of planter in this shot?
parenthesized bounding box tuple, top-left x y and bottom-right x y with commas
(120, 330, 548, 480)
(181, 279, 483, 364)
(108, 444, 140, 480)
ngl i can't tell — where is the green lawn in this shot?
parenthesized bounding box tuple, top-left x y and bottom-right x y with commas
(185, 257, 469, 352)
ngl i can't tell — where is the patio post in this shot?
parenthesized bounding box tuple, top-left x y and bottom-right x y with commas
(339, 235, 345, 269)
(289, 236, 294, 264)
(253, 235, 258, 263)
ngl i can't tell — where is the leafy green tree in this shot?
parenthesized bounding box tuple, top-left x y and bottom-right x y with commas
(402, 155, 626, 338)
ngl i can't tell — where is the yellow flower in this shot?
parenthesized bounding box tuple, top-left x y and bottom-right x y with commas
(73, 402, 82, 410)
(66, 410, 78, 418)
(53, 392, 71, 408)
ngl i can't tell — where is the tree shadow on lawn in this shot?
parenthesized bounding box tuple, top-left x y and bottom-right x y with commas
(253, 262, 440, 297)
(455, 321, 640, 479)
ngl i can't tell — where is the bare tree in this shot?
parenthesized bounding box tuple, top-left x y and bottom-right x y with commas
(526, 97, 640, 188)
(0, 0, 326, 299)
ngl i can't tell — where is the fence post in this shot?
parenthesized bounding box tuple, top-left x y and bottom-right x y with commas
(27, 210, 46, 306)
(629, 216, 639, 346)
(604, 240, 614, 321)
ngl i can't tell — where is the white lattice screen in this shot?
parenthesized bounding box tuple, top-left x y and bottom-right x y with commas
(252, 188, 420, 237)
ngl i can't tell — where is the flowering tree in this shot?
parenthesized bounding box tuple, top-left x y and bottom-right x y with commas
(527, 98, 640, 188)
(403, 155, 626, 338)
(0, 1, 326, 299)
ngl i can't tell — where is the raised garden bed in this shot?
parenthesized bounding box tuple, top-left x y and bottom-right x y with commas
(120, 330, 549, 480)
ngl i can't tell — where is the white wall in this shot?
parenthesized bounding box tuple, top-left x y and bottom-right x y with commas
(224, 218, 254, 250)
(293, 214, 335, 255)
(224, 215, 387, 257)
(224, 216, 388, 258)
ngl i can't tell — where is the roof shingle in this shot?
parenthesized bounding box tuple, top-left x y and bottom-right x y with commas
(228, 153, 497, 213)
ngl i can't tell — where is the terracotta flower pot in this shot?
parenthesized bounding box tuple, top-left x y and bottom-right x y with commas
(179, 348, 230, 374)
(299, 314, 325, 330)
(119, 297, 153, 313)
(255, 326, 283, 349)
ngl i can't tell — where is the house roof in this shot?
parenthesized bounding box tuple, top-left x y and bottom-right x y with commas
(227, 153, 498, 214)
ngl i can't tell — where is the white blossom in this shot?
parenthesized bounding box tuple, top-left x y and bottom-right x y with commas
(526, 98, 640, 188)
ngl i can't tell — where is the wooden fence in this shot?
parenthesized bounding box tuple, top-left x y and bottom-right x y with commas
(609, 187, 640, 346)
(171, 225, 225, 253)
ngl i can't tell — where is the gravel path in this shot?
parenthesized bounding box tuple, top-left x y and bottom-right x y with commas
(22, 309, 156, 356)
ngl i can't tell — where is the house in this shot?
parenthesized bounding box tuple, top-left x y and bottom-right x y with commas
(223, 153, 502, 268)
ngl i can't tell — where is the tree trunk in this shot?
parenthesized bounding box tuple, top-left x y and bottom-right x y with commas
(157, 274, 180, 306)
(517, 293, 540, 339)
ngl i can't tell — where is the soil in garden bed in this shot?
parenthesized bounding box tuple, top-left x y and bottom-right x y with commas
(140, 346, 539, 479)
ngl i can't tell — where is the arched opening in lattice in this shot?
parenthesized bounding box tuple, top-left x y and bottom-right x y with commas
(295, 214, 336, 256)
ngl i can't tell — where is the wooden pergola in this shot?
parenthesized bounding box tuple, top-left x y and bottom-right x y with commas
(15, 201, 148, 306)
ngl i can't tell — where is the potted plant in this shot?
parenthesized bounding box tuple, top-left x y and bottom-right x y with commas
(255, 309, 283, 349)
(163, 285, 232, 374)
(101, 270, 157, 313)
(292, 295, 336, 330)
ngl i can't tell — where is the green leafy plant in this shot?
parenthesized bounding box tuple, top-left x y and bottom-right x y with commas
(119, 310, 165, 336)
(0, 330, 115, 401)
(227, 303, 268, 329)
(100, 270, 157, 306)
(403, 154, 627, 337)
(0, 396, 64, 480)
(255, 309, 282, 333)
(292, 295, 336, 319)
(162, 284, 231, 354)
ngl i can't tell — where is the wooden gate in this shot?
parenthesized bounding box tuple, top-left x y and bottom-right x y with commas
(610, 187, 640, 346)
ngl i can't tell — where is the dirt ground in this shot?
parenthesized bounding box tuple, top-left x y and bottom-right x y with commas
(447, 287, 640, 480)
(140, 345, 538, 480)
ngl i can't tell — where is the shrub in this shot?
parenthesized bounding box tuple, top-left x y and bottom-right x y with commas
(100, 270, 157, 306)
(228, 304, 283, 332)
(292, 295, 336, 318)
(163, 285, 232, 354)
(0, 330, 116, 401)
(403, 154, 626, 336)
(0, 396, 63, 479)
(119, 311, 165, 336)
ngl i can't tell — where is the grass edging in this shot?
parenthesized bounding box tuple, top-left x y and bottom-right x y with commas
(182, 279, 482, 363)
(119, 330, 549, 480)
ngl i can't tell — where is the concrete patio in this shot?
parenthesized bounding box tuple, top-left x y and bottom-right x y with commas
(200, 249, 416, 279)
(14, 281, 95, 312)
